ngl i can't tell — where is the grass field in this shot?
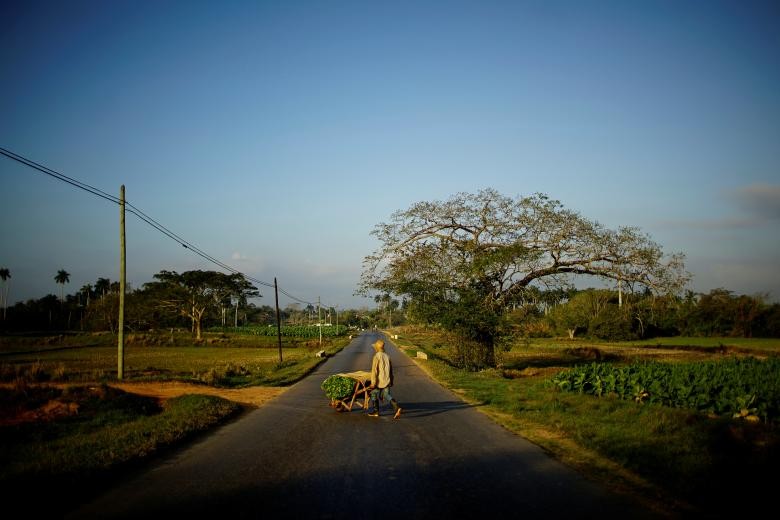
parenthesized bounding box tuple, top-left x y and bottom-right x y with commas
(389, 326, 779, 517)
(0, 330, 351, 386)
(4, 328, 778, 516)
(0, 329, 354, 514)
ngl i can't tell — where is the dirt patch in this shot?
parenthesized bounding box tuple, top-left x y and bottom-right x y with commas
(0, 382, 287, 427)
(502, 366, 562, 379)
(106, 382, 287, 408)
(5, 399, 81, 426)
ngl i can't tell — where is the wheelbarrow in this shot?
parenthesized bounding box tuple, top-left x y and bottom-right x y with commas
(327, 370, 372, 412)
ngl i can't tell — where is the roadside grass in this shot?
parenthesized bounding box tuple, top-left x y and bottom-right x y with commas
(390, 326, 778, 517)
(0, 382, 241, 514)
(0, 331, 351, 387)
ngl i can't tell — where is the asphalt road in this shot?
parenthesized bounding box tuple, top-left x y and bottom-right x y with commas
(68, 332, 662, 519)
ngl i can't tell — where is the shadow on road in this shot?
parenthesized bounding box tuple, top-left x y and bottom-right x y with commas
(68, 446, 666, 519)
(325, 399, 475, 419)
(391, 399, 475, 418)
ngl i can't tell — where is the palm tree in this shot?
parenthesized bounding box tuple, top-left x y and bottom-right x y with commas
(0, 267, 10, 320)
(95, 277, 110, 300)
(55, 269, 70, 303)
(80, 284, 92, 307)
(388, 298, 399, 327)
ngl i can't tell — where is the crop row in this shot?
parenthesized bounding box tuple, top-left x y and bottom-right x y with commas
(228, 325, 349, 338)
(550, 356, 780, 423)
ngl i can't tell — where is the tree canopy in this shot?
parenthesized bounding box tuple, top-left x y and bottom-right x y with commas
(144, 270, 260, 339)
(359, 188, 690, 366)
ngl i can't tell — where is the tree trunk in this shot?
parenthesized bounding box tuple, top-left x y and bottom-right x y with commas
(194, 308, 205, 340)
(483, 335, 496, 367)
(195, 316, 202, 340)
(2, 284, 8, 320)
(568, 328, 575, 339)
(190, 301, 196, 335)
(635, 315, 645, 337)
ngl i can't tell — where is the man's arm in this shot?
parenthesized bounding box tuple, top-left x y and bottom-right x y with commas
(389, 358, 394, 387)
(370, 353, 378, 387)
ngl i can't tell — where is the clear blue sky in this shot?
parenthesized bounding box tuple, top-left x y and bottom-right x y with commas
(2, 0, 779, 309)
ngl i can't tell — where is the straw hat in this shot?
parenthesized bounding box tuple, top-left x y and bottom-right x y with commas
(372, 339, 385, 351)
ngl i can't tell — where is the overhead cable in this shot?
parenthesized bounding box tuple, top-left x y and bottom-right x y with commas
(1, 146, 330, 307)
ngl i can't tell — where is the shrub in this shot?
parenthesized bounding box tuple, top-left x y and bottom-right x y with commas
(589, 310, 638, 341)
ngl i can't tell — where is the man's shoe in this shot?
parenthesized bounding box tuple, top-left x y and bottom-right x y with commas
(393, 408, 402, 419)
(367, 411, 379, 417)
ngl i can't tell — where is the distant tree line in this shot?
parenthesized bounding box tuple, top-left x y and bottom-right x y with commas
(369, 285, 779, 341)
(514, 286, 780, 341)
(3, 267, 776, 341)
(0, 269, 380, 335)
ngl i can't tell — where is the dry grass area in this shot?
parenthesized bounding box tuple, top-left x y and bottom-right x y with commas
(108, 381, 287, 407)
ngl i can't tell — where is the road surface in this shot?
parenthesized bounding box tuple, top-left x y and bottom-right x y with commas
(68, 332, 661, 519)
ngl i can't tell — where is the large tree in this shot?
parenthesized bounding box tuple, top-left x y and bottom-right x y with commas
(145, 270, 259, 340)
(359, 189, 689, 367)
(210, 272, 261, 327)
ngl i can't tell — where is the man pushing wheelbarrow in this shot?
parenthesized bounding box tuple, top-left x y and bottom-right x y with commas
(367, 338, 402, 419)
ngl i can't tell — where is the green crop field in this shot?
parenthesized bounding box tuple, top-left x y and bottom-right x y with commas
(389, 325, 778, 517)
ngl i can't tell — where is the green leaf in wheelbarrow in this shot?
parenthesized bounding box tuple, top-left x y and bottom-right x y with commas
(321, 375, 356, 400)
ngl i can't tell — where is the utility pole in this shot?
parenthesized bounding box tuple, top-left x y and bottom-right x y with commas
(274, 278, 282, 364)
(318, 296, 322, 347)
(117, 185, 126, 380)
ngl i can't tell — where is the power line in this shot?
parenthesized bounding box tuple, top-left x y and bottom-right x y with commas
(1, 146, 331, 308)
(1, 147, 120, 205)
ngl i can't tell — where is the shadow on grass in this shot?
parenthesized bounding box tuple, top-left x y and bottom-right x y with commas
(501, 347, 623, 371)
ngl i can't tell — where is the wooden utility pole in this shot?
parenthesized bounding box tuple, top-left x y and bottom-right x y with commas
(274, 277, 282, 364)
(118, 185, 126, 380)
